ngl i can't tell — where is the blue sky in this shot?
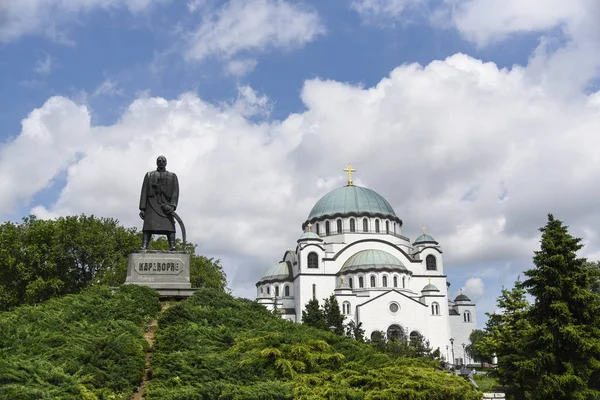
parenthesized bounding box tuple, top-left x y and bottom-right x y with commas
(2, 0, 600, 327)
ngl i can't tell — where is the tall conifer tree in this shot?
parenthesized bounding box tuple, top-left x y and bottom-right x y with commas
(481, 281, 530, 399)
(521, 214, 600, 399)
(301, 298, 326, 330)
(322, 295, 345, 335)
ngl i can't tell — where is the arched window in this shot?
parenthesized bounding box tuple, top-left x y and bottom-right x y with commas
(343, 301, 351, 315)
(402, 276, 406, 288)
(359, 277, 364, 288)
(316, 224, 320, 235)
(426, 255, 437, 271)
(260, 287, 264, 294)
(370, 276, 376, 287)
(325, 221, 330, 236)
(431, 302, 440, 315)
(348, 278, 353, 288)
(350, 219, 356, 232)
(409, 331, 421, 343)
(337, 219, 342, 233)
(371, 331, 384, 342)
(464, 311, 471, 323)
(386, 221, 390, 234)
(307, 252, 318, 268)
(393, 222, 396, 233)
(387, 324, 404, 341)
(363, 218, 368, 232)
(382, 276, 388, 287)
(267, 286, 270, 295)
(375, 219, 380, 233)
(393, 276, 398, 288)
(275, 286, 279, 297)
(312, 284, 316, 299)
(284, 285, 290, 297)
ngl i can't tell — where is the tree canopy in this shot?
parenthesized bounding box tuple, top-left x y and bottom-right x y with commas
(0, 215, 227, 310)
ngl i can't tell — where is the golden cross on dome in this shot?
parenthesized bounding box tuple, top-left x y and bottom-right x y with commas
(307, 222, 312, 232)
(343, 163, 356, 186)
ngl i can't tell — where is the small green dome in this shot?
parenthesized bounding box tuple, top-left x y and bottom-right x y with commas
(306, 185, 400, 223)
(339, 249, 409, 274)
(258, 261, 292, 284)
(413, 234, 438, 245)
(455, 293, 471, 302)
(422, 283, 440, 292)
(298, 232, 322, 242)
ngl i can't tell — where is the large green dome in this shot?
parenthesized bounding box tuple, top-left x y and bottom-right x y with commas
(306, 185, 400, 223)
(339, 249, 409, 274)
(257, 261, 292, 284)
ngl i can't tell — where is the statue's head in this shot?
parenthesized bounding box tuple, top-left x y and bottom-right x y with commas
(156, 155, 167, 169)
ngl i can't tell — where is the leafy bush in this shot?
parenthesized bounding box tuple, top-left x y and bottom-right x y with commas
(0, 285, 161, 399)
(146, 289, 480, 400)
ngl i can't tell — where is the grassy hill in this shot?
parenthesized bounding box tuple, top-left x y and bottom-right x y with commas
(0, 287, 481, 399)
(146, 289, 481, 400)
(0, 285, 161, 399)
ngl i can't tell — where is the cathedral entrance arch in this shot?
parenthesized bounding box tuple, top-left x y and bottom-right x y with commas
(386, 324, 405, 341)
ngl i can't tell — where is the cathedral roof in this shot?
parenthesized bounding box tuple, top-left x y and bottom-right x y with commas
(257, 261, 292, 284)
(413, 233, 438, 245)
(305, 185, 400, 223)
(455, 293, 471, 302)
(422, 283, 440, 292)
(339, 249, 409, 274)
(297, 231, 323, 242)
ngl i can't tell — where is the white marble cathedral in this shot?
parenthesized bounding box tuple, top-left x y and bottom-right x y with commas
(256, 165, 476, 364)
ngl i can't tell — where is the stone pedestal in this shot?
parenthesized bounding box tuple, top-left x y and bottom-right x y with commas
(125, 251, 196, 296)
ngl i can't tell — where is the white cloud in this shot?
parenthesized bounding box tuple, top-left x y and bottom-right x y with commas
(34, 52, 55, 75)
(351, 0, 427, 24)
(7, 53, 600, 301)
(449, 0, 588, 47)
(93, 79, 124, 97)
(185, 0, 325, 62)
(462, 278, 485, 302)
(0, 0, 168, 43)
(0, 97, 91, 214)
(354, 1, 600, 104)
(225, 58, 258, 77)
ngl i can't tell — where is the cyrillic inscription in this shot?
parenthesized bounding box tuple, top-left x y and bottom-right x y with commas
(136, 261, 181, 275)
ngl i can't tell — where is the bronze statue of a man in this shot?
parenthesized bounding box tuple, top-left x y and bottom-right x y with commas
(139, 155, 179, 251)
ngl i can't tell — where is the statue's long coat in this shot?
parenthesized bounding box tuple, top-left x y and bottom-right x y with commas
(139, 169, 179, 233)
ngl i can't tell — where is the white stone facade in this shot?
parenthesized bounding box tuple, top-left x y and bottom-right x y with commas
(256, 184, 476, 364)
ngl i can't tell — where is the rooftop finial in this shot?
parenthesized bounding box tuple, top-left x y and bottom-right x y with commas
(343, 163, 356, 186)
(422, 226, 427, 235)
(307, 222, 312, 232)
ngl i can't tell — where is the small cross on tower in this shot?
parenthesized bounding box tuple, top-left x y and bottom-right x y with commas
(307, 222, 312, 232)
(343, 163, 356, 186)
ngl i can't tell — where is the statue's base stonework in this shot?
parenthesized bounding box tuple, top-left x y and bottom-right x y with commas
(125, 251, 197, 297)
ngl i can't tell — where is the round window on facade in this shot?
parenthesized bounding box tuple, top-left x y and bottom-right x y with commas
(389, 302, 400, 314)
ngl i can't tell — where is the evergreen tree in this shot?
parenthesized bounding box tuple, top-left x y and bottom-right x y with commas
(301, 298, 326, 330)
(345, 321, 366, 342)
(480, 281, 530, 399)
(519, 214, 600, 399)
(322, 295, 345, 335)
(466, 329, 492, 367)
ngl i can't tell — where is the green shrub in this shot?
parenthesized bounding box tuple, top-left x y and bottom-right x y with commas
(146, 288, 480, 400)
(0, 285, 160, 399)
